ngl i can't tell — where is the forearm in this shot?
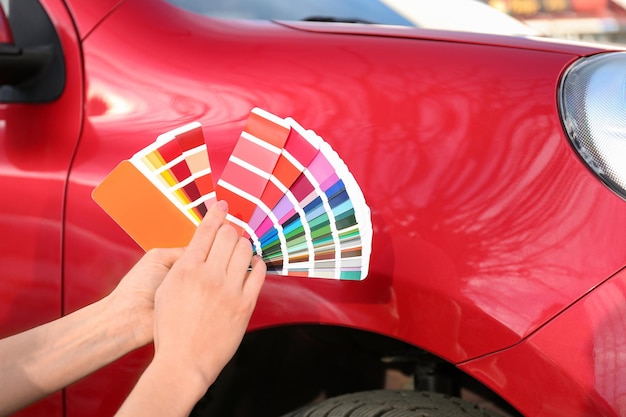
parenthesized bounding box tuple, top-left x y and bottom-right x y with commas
(0, 294, 145, 416)
(115, 356, 210, 417)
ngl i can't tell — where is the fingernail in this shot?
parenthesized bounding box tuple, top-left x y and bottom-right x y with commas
(216, 200, 228, 212)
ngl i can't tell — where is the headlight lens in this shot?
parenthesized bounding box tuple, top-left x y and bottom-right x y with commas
(559, 52, 626, 200)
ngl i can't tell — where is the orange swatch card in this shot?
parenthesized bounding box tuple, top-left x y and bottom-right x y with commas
(92, 160, 197, 250)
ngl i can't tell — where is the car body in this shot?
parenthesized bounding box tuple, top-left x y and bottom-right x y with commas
(2, 0, 626, 416)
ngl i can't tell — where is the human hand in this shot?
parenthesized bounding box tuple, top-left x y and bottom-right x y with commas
(108, 247, 184, 348)
(150, 200, 266, 390)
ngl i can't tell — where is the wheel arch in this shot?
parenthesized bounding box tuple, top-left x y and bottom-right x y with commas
(195, 322, 523, 417)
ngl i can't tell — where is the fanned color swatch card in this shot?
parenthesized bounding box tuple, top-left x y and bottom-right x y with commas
(93, 108, 372, 280)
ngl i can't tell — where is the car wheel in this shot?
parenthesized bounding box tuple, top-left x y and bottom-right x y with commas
(281, 390, 508, 417)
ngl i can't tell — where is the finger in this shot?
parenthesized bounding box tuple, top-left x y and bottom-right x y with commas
(143, 247, 185, 269)
(185, 200, 228, 261)
(226, 237, 254, 286)
(205, 223, 240, 273)
(243, 255, 267, 300)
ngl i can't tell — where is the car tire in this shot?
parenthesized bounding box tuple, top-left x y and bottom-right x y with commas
(280, 390, 507, 417)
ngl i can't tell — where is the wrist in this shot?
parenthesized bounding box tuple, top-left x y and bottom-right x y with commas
(148, 354, 210, 409)
(101, 292, 152, 351)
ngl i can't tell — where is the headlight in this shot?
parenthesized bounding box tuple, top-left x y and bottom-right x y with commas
(559, 52, 626, 201)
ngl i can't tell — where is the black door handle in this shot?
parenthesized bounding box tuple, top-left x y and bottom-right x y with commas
(0, 44, 53, 85)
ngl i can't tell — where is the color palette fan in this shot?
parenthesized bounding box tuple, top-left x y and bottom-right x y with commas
(93, 108, 372, 280)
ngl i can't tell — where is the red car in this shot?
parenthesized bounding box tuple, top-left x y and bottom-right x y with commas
(2, 0, 626, 416)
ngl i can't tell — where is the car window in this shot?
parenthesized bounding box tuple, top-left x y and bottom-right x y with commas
(167, 0, 537, 36)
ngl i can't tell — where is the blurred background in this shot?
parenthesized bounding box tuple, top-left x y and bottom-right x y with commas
(166, 0, 626, 46)
(484, 0, 626, 43)
(2, 0, 624, 46)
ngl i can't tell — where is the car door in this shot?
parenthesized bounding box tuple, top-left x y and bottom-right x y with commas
(0, 0, 82, 415)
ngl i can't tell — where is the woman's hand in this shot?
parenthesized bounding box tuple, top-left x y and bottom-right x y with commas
(108, 246, 185, 348)
(116, 200, 267, 417)
(152, 200, 266, 386)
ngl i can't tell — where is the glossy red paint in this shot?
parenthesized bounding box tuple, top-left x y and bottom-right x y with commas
(0, 0, 82, 415)
(461, 265, 626, 416)
(2, 0, 626, 415)
(62, 0, 122, 40)
(0, 6, 12, 43)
